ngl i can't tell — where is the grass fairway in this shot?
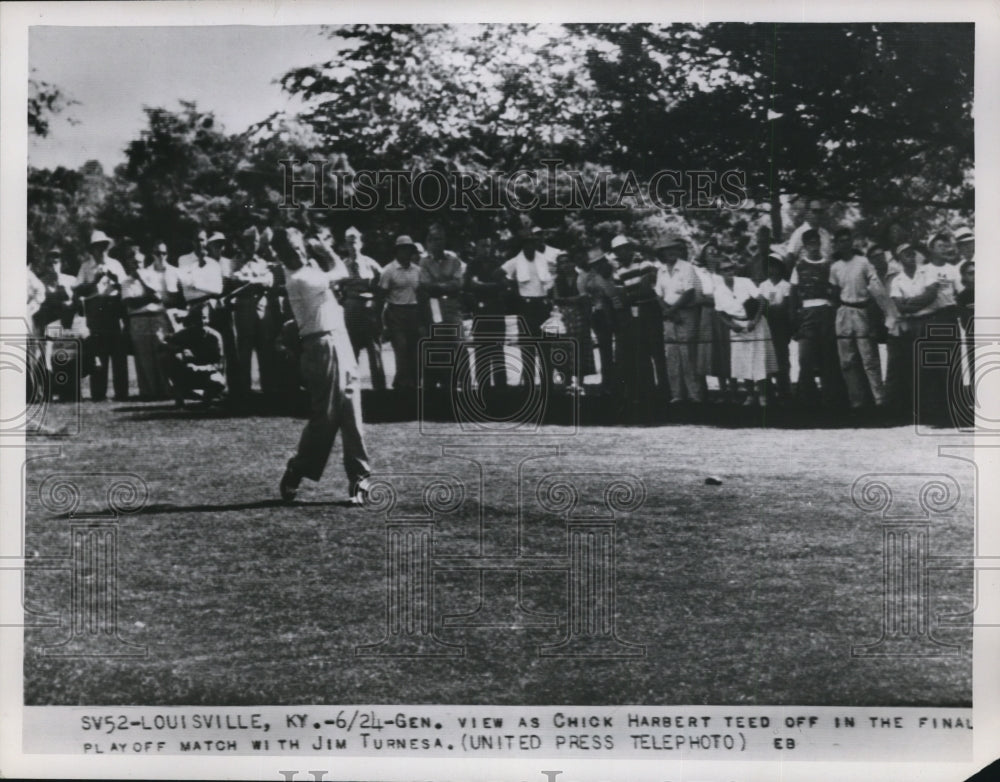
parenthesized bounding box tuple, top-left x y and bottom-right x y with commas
(23, 401, 973, 706)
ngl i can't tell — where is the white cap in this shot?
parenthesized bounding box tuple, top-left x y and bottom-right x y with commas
(953, 226, 974, 243)
(89, 229, 113, 247)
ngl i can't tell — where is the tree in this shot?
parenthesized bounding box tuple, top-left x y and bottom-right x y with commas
(28, 73, 77, 138)
(27, 160, 119, 271)
(581, 23, 974, 237)
(118, 102, 249, 249)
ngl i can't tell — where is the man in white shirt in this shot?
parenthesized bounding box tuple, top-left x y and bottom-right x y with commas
(205, 232, 240, 394)
(953, 226, 974, 263)
(230, 227, 277, 399)
(828, 227, 890, 409)
(919, 233, 963, 318)
(273, 227, 371, 506)
(501, 227, 554, 386)
(378, 235, 424, 390)
(758, 253, 793, 397)
(339, 226, 386, 390)
(75, 229, 129, 401)
(419, 223, 466, 391)
(653, 234, 702, 403)
(781, 199, 834, 265)
(789, 229, 842, 407)
(886, 243, 938, 413)
(912, 233, 964, 420)
(177, 229, 224, 303)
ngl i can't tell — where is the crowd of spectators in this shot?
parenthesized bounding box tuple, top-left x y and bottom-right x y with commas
(26, 203, 975, 422)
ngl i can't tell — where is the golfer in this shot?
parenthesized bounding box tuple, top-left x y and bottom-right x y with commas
(271, 227, 372, 505)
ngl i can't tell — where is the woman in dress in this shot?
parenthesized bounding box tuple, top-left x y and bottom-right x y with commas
(693, 240, 734, 402)
(712, 257, 778, 407)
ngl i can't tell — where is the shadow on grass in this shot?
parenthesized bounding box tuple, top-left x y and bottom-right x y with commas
(110, 390, 965, 430)
(46, 498, 359, 518)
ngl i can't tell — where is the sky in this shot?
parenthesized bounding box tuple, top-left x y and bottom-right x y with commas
(28, 25, 340, 171)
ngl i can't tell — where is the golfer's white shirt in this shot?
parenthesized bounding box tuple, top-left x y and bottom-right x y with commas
(286, 264, 358, 387)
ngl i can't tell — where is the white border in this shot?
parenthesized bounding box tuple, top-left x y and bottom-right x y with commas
(2, 2, 998, 780)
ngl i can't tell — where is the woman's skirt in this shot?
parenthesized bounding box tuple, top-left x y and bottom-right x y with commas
(730, 317, 778, 382)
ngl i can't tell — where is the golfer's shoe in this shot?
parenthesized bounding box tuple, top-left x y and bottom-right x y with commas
(349, 477, 372, 507)
(279, 469, 300, 502)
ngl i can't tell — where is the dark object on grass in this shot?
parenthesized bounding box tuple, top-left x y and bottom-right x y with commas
(705, 476, 723, 485)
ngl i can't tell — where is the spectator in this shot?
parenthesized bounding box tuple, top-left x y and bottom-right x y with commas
(957, 258, 975, 391)
(419, 223, 466, 391)
(230, 227, 278, 399)
(863, 244, 893, 350)
(789, 229, 842, 408)
(501, 227, 554, 386)
(829, 226, 889, 409)
(464, 236, 510, 389)
(75, 229, 129, 401)
(714, 258, 777, 406)
(782, 199, 834, 264)
(886, 243, 937, 414)
(550, 248, 595, 392)
(177, 229, 224, 305)
(531, 226, 562, 274)
(30, 248, 76, 335)
(915, 232, 964, 419)
(748, 224, 773, 284)
(953, 226, 975, 264)
(612, 234, 660, 402)
(654, 234, 703, 404)
(339, 226, 386, 391)
(585, 248, 623, 396)
(692, 240, 733, 403)
(160, 306, 226, 407)
(120, 241, 175, 400)
(202, 232, 239, 395)
(759, 253, 793, 399)
(378, 235, 423, 390)
(30, 249, 82, 402)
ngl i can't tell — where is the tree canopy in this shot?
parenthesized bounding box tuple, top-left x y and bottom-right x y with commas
(28, 23, 974, 269)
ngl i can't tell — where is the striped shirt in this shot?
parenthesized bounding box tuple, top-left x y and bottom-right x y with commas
(613, 260, 658, 304)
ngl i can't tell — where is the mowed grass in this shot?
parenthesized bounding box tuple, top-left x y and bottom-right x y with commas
(23, 401, 974, 706)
